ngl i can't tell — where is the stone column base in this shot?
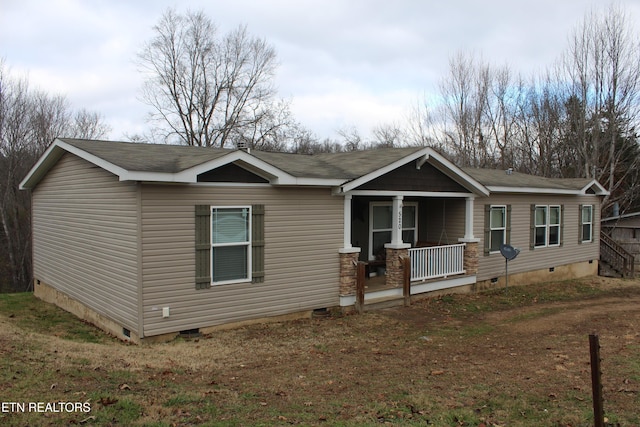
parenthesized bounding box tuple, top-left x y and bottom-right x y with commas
(385, 247, 409, 288)
(463, 242, 479, 276)
(339, 249, 361, 296)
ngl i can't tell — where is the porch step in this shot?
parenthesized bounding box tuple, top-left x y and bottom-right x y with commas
(598, 260, 623, 278)
(363, 295, 406, 311)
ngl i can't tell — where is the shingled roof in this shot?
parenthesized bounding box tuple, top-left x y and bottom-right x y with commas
(59, 138, 424, 180)
(462, 168, 599, 193)
(20, 138, 608, 197)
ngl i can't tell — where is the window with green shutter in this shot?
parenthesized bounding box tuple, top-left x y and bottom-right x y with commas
(195, 205, 212, 289)
(484, 205, 509, 255)
(195, 204, 265, 288)
(251, 205, 265, 283)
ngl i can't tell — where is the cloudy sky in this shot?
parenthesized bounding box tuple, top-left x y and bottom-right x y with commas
(2, 0, 639, 142)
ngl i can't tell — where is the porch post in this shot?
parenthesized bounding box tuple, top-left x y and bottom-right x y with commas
(458, 197, 480, 277)
(385, 195, 411, 289)
(343, 194, 353, 249)
(462, 196, 475, 241)
(339, 193, 360, 300)
(391, 195, 403, 246)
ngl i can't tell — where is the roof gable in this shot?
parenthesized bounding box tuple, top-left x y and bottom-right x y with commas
(354, 161, 468, 193)
(338, 147, 489, 196)
(197, 163, 269, 183)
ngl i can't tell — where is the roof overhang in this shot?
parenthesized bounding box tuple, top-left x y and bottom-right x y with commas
(20, 138, 345, 189)
(337, 147, 489, 196)
(602, 211, 640, 223)
(581, 179, 609, 196)
(20, 139, 131, 190)
(486, 179, 609, 196)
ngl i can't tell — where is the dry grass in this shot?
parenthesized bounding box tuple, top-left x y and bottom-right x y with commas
(0, 276, 639, 426)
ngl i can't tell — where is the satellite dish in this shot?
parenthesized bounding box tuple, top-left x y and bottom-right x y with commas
(499, 244, 520, 293)
(499, 244, 520, 261)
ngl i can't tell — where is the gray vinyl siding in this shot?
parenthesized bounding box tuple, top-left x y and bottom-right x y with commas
(32, 154, 139, 332)
(420, 198, 466, 244)
(140, 185, 342, 337)
(475, 194, 601, 281)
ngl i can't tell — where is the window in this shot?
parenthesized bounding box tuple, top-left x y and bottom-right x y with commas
(533, 205, 561, 248)
(369, 202, 417, 260)
(484, 205, 510, 255)
(195, 205, 264, 289)
(211, 207, 251, 283)
(489, 206, 506, 252)
(581, 205, 593, 243)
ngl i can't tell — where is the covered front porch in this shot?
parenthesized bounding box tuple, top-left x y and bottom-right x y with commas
(338, 193, 480, 307)
(334, 147, 488, 308)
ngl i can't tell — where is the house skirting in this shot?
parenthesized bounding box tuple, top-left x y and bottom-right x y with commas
(33, 279, 141, 344)
(33, 279, 317, 344)
(475, 260, 599, 290)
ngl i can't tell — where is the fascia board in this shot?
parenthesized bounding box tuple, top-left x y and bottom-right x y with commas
(340, 147, 433, 193)
(20, 138, 129, 189)
(19, 141, 63, 189)
(290, 178, 346, 187)
(487, 186, 584, 195)
(425, 150, 490, 196)
(346, 190, 476, 198)
(488, 180, 609, 196)
(582, 179, 609, 196)
(124, 151, 344, 186)
(171, 150, 307, 184)
(340, 147, 490, 196)
(191, 151, 346, 186)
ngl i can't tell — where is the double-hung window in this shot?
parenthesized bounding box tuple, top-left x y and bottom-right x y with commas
(369, 202, 417, 260)
(211, 207, 251, 283)
(534, 205, 561, 248)
(484, 204, 510, 255)
(489, 206, 506, 252)
(581, 205, 593, 243)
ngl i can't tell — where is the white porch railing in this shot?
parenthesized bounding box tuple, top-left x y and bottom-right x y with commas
(409, 243, 466, 281)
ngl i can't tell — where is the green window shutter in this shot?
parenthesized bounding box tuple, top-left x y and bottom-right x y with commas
(560, 205, 565, 247)
(483, 205, 491, 256)
(195, 205, 212, 289)
(506, 205, 512, 245)
(578, 204, 584, 244)
(529, 204, 536, 250)
(251, 204, 265, 283)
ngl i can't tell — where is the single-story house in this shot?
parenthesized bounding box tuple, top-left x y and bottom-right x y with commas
(20, 138, 608, 342)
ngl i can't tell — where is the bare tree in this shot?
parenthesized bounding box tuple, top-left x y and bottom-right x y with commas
(0, 61, 109, 291)
(0, 64, 33, 291)
(372, 123, 405, 148)
(483, 65, 522, 169)
(336, 125, 365, 151)
(405, 97, 441, 148)
(138, 9, 286, 148)
(560, 4, 640, 211)
(70, 109, 111, 140)
(437, 52, 492, 167)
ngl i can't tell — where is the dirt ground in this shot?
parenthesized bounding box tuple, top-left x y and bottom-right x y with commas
(1, 275, 640, 426)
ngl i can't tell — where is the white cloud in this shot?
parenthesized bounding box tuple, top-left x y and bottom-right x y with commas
(1, 0, 638, 142)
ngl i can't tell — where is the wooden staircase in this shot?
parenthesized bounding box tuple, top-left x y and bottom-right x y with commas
(600, 231, 635, 278)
